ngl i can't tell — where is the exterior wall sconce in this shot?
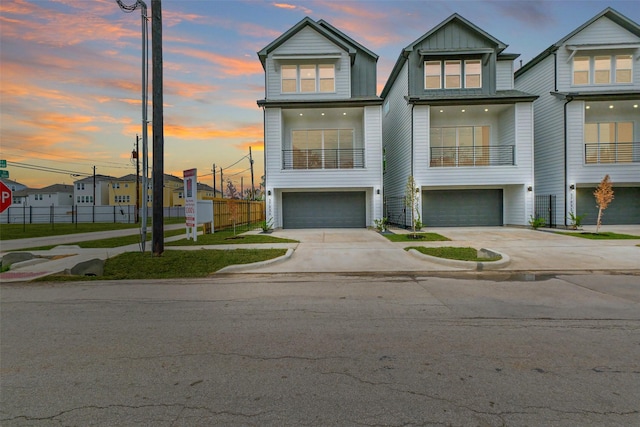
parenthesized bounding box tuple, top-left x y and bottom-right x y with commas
(527, 186, 533, 192)
(267, 190, 272, 196)
(569, 184, 575, 190)
(376, 189, 380, 195)
(415, 187, 420, 193)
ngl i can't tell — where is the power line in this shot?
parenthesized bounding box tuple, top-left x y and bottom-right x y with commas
(1, 146, 135, 169)
(7, 161, 93, 177)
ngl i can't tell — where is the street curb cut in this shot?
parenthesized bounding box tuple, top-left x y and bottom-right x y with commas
(408, 247, 511, 271)
(216, 248, 294, 273)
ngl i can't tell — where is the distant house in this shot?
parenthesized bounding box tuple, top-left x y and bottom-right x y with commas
(0, 179, 28, 205)
(73, 175, 115, 206)
(381, 14, 537, 227)
(108, 174, 137, 207)
(515, 7, 640, 226)
(171, 182, 218, 206)
(22, 184, 74, 207)
(257, 17, 384, 229)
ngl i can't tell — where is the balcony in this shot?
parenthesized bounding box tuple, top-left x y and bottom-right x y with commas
(430, 145, 515, 167)
(283, 148, 365, 170)
(585, 142, 639, 164)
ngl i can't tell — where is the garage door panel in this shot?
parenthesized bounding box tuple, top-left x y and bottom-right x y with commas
(577, 187, 640, 225)
(422, 189, 503, 227)
(283, 192, 365, 228)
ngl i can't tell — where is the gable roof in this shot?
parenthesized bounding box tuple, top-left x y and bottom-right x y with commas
(515, 7, 640, 78)
(29, 184, 74, 194)
(257, 17, 358, 69)
(407, 13, 507, 54)
(381, 13, 508, 98)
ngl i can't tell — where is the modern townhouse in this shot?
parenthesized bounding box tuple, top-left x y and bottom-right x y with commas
(22, 184, 74, 207)
(257, 17, 383, 228)
(515, 7, 640, 226)
(73, 174, 115, 206)
(381, 14, 537, 228)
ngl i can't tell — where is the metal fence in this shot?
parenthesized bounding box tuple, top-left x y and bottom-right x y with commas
(534, 195, 556, 228)
(1, 200, 265, 230)
(429, 145, 515, 167)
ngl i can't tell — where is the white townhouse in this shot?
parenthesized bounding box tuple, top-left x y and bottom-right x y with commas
(257, 17, 383, 228)
(23, 184, 74, 207)
(381, 14, 537, 228)
(515, 7, 640, 226)
(73, 174, 114, 206)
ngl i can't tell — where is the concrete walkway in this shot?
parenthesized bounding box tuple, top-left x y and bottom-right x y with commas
(1, 225, 639, 282)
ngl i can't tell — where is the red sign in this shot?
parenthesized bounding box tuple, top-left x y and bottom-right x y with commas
(0, 181, 12, 213)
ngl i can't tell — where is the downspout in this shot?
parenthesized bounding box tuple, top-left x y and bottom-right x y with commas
(553, 52, 558, 92)
(563, 96, 573, 228)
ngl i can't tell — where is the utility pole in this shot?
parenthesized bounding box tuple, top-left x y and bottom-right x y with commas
(220, 168, 224, 198)
(92, 165, 96, 223)
(151, 0, 164, 256)
(116, 0, 148, 250)
(249, 146, 255, 200)
(135, 135, 140, 223)
(241, 177, 244, 199)
(212, 163, 216, 197)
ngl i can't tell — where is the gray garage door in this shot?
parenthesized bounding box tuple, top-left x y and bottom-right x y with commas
(422, 189, 503, 227)
(577, 187, 640, 225)
(282, 192, 366, 228)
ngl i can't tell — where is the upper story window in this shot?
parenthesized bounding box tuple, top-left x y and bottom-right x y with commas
(573, 54, 633, 86)
(425, 59, 482, 90)
(281, 64, 335, 94)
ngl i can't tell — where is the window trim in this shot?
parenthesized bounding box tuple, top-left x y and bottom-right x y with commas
(424, 59, 483, 90)
(280, 63, 336, 94)
(573, 54, 634, 86)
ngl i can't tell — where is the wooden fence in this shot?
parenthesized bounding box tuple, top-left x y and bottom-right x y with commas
(210, 198, 265, 230)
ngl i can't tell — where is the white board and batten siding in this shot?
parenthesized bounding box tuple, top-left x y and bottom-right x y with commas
(382, 61, 413, 199)
(265, 26, 351, 100)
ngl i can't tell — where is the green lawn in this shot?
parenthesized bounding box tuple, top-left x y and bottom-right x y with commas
(407, 246, 501, 262)
(382, 232, 450, 242)
(39, 249, 287, 281)
(558, 231, 640, 240)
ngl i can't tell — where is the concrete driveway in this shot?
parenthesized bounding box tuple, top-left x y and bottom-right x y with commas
(232, 225, 640, 274)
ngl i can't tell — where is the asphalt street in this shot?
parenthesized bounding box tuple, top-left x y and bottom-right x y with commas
(1, 273, 639, 426)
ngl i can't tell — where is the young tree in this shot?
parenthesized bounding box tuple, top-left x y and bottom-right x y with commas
(405, 175, 419, 234)
(593, 174, 614, 233)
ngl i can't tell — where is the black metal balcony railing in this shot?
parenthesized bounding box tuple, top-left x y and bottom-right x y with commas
(430, 145, 515, 167)
(585, 142, 639, 164)
(283, 148, 365, 170)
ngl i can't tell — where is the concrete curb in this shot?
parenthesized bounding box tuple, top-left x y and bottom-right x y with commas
(216, 248, 295, 274)
(407, 247, 511, 271)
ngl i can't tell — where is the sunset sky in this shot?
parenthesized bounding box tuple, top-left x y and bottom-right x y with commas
(1, 0, 638, 191)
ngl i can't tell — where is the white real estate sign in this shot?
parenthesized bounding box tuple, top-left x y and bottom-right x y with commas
(183, 168, 197, 241)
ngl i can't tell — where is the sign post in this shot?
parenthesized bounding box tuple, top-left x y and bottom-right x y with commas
(0, 180, 12, 214)
(183, 168, 197, 241)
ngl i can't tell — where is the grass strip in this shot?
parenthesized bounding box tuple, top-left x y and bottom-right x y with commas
(382, 232, 450, 242)
(16, 229, 187, 251)
(38, 249, 287, 281)
(558, 231, 640, 240)
(407, 246, 501, 262)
